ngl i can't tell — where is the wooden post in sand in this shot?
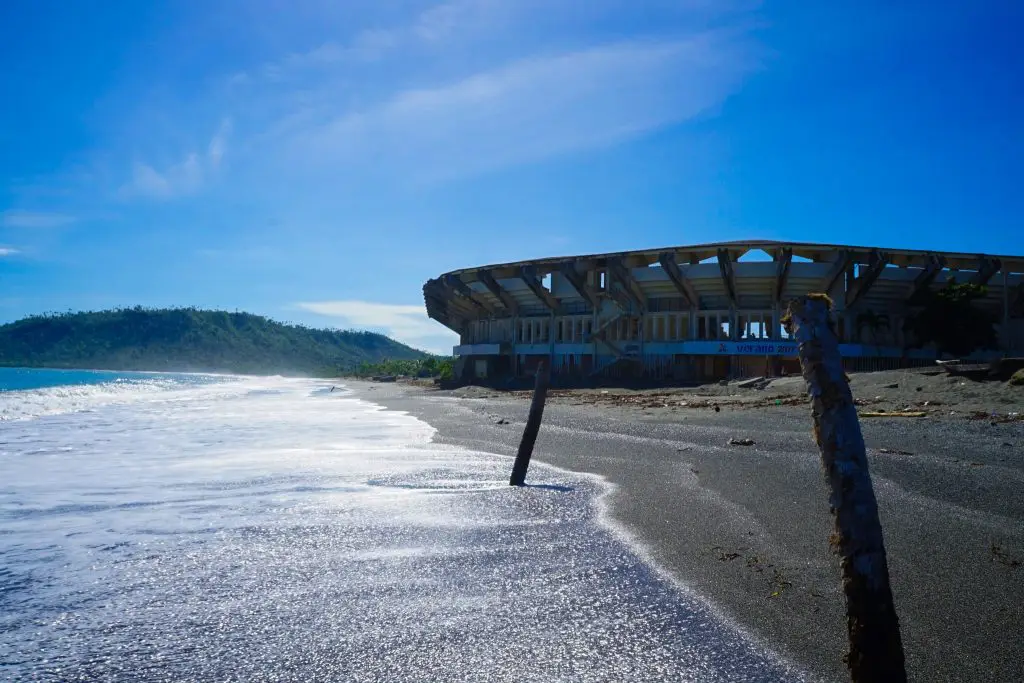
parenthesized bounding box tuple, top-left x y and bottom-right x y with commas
(783, 295, 907, 683)
(509, 361, 549, 486)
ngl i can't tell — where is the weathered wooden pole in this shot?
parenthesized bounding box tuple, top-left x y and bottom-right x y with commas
(509, 361, 550, 486)
(782, 295, 907, 683)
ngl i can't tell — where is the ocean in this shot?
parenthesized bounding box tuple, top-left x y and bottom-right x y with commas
(0, 368, 805, 681)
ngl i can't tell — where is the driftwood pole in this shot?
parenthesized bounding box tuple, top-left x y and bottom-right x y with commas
(783, 295, 907, 683)
(509, 361, 549, 486)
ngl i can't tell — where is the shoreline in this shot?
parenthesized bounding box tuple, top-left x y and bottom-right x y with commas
(343, 376, 1024, 683)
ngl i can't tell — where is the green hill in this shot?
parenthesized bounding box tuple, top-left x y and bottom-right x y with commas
(0, 307, 426, 376)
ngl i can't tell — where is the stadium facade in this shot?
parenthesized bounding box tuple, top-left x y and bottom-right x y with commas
(423, 241, 1024, 382)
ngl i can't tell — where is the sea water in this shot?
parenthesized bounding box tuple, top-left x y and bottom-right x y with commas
(0, 369, 805, 681)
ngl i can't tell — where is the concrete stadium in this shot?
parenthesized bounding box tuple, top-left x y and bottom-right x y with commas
(423, 240, 1024, 382)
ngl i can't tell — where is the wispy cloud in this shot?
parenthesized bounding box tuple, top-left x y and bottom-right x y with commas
(119, 118, 232, 200)
(234, 1, 473, 83)
(296, 300, 459, 354)
(23, 1, 763, 206)
(0, 247, 20, 257)
(284, 32, 759, 182)
(274, 30, 400, 73)
(207, 118, 232, 167)
(1, 210, 77, 228)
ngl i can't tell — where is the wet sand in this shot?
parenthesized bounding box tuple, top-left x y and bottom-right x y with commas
(345, 377, 1023, 683)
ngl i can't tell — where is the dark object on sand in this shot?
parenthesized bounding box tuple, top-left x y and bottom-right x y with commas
(935, 357, 1024, 382)
(728, 437, 755, 446)
(510, 362, 550, 486)
(784, 295, 907, 683)
(935, 359, 993, 380)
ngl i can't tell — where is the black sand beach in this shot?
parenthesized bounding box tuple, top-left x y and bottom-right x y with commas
(345, 375, 1024, 683)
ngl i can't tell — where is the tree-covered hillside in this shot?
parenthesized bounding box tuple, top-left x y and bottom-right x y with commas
(0, 308, 426, 376)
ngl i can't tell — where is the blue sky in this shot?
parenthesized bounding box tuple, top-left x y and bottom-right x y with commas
(1, 1, 1022, 353)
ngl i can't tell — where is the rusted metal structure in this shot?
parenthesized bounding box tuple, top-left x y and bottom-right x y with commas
(423, 240, 1024, 382)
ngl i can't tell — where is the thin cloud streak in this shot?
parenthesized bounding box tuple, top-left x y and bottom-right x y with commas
(0, 247, 20, 256)
(296, 300, 459, 354)
(118, 119, 232, 200)
(285, 32, 761, 182)
(2, 211, 78, 228)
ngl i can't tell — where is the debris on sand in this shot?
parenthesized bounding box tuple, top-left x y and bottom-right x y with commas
(991, 544, 1023, 568)
(728, 437, 756, 446)
(711, 547, 742, 562)
(472, 368, 1020, 420)
(860, 411, 927, 418)
(968, 411, 1024, 424)
(877, 447, 913, 455)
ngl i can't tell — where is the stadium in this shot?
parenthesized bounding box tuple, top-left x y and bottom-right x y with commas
(423, 240, 1024, 382)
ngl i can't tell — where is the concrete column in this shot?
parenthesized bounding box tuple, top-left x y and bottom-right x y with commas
(1002, 269, 1010, 351)
(640, 312, 646, 357)
(549, 312, 556, 368)
(511, 315, 519, 377)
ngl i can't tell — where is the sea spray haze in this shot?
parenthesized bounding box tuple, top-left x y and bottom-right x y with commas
(0, 370, 806, 681)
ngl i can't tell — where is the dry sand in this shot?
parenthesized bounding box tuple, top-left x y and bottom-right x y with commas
(345, 370, 1023, 683)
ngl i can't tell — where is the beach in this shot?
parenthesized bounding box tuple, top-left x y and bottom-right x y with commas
(1, 370, 808, 682)
(345, 372, 1024, 683)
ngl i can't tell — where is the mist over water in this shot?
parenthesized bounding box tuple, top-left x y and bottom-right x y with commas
(0, 371, 804, 681)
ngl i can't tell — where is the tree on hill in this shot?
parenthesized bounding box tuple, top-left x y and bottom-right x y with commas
(0, 307, 428, 376)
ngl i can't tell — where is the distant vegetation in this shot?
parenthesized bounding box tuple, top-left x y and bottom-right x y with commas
(0, 307, 427, 376)
(348, 357, 455, 380)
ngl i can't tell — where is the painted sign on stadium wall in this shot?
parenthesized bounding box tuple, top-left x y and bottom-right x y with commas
(684, 341, 800, 356)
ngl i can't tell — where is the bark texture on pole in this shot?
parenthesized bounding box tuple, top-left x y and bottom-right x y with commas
(783, 295, 907, 683)
(509, 361, 549, 486)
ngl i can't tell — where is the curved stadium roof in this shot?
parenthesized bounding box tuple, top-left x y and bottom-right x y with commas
(424, 240, 1024, 330)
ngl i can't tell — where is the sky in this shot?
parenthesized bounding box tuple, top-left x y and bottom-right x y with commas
(1, 1, 1022, 354)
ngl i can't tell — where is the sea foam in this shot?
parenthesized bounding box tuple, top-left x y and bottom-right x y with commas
(0, 374, 805, 681)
